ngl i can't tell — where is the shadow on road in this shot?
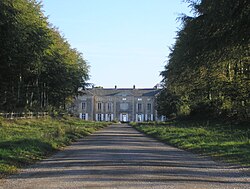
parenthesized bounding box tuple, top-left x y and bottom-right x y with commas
(2, 124, 250, 189)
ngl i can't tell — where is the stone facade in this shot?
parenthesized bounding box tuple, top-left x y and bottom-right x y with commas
(72, 87, 161, 122)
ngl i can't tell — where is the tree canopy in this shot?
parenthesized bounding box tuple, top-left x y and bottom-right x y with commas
(158, 0, 250, 121)
(0, 0, 89, 112)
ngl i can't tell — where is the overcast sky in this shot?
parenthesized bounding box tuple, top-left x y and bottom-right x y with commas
(42, 0, 191, 88)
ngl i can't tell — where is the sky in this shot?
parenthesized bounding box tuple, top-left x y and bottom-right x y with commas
(41, 0, 191, 88)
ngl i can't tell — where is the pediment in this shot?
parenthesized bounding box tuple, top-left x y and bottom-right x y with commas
(115, 91, 133, 97)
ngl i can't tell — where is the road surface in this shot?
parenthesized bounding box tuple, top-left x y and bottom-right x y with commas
(0, 124, 249, 189)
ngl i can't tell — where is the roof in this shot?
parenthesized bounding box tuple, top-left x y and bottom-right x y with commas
(80, 88, 161, 97)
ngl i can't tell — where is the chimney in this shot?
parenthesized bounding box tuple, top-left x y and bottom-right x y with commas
(133, 85, 135, 89)
(115, 85, 117, 89)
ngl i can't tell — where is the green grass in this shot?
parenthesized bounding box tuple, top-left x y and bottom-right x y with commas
(131, 121, 250, 166)
(0, 116, 110, 177)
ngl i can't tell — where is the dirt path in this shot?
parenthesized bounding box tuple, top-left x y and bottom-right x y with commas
(0, 124, 249, 189)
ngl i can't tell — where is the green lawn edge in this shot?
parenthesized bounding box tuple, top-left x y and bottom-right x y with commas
(130, 121, 250, 167)
(0, 116, 111, 178)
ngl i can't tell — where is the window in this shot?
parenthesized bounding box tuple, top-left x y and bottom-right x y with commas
(122, 98, 126, 101)
(107, 103, 112, 111)
(80, 113, 88, 120)
(138, 103, 142, 112)
(146, 114, 153, 121)
(137, 114, 142, 122)
(82, 114, 86, 120)
(147, 103, 152, 111)
(107, 114, 113, 121)
(138, 98, 142, 101)
(82, 102, 86, 110)
(97, 102, 102, 110)
(97, 114, 102, 121)
(82, 114, 87, 120)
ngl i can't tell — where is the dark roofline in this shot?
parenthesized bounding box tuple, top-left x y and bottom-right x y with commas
(81, 87, 161, 97)
(86, 87, 161, 90)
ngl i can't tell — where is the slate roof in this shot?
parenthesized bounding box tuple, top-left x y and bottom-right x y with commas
(81, 88, 161, 97)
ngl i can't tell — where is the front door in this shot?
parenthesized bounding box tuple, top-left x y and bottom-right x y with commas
(121, 114, 128, 122)
(138, 114, 142, 122)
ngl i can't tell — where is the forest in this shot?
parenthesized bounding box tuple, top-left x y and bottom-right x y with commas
(158, 0, 250, 122)
(0, 0, 89, 112)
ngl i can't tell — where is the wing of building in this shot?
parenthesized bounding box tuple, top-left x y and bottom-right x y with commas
(71, 86, 163, 122)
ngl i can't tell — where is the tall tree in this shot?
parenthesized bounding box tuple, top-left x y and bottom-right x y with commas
(159, 0, 250, 121)
(0, 0, 89, 112)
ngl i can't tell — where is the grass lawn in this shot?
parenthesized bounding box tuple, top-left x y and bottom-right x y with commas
(0, 116, 110, 177)
(131, 121, 250, 166)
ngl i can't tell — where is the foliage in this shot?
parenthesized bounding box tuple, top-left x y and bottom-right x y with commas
(132, 121, 250, 166)
(0, 0, 89, 112)
(158, 0, 250, 121)
(0, 117, 110, 177)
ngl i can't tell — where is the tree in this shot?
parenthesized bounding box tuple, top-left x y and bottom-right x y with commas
(158, 0, 250, 121)
(0, 0, 89, 112)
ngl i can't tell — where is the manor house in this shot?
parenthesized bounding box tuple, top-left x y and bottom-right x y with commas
(73, 86, 161, 122)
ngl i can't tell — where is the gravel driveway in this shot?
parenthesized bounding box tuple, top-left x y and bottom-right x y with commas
(0, 124, 249, 189)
